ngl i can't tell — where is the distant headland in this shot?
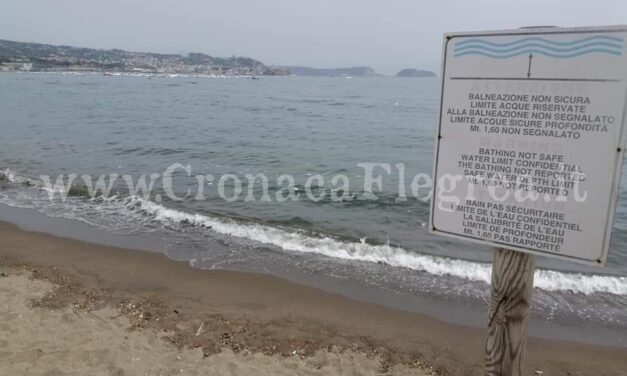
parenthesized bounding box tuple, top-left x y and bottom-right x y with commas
(395, 68, 437, 77)
(284, 66, 437, 78)
(284, 66, 376, 77)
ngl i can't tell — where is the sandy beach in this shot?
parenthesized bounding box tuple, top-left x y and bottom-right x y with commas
(1, 220, 626, 375)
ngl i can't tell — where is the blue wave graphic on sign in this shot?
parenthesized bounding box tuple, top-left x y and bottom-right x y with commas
(454, 35, 623, 58)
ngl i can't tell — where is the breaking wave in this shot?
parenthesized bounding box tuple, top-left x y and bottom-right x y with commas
(1, 167, 625, 296)
(122, 196, 627, 296)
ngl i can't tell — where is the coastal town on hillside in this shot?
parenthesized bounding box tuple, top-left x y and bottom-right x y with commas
(0, 39, 289, 76)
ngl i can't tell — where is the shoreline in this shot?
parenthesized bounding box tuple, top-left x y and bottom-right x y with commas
(1, 202, 625, 348)
(1, 220, 626, 375)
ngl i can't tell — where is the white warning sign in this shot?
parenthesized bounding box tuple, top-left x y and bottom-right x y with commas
(430, 26, 627, 265)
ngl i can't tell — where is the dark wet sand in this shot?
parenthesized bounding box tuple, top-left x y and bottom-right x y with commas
(1, 221, 625, 375)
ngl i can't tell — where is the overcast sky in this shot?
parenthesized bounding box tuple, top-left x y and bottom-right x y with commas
(1, 0, 626, 74)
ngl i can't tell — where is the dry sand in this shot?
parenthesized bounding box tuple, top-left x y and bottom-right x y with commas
(0, 272, 426, 375)
(0, 221, 626, 375)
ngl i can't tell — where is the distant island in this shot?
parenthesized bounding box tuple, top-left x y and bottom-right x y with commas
(285, 66, 436, 78)
(0, 39, 289, 76)
(285, 66, 376, 77)
(396, 68, 436, 78)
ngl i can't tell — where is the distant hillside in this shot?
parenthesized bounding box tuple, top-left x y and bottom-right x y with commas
(286, 66, 376, 77)
(0, 39, 289, 75)
(396, 68, 436, 78)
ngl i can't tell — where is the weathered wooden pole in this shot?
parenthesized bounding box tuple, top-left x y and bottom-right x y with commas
(485, 248, 536, 376)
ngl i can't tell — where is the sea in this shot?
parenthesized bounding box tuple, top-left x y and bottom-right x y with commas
(1, 72, 626, 346)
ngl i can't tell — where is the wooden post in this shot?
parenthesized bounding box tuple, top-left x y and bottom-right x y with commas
(485, 248, 536, 376)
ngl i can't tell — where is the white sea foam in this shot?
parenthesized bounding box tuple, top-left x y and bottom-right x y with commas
(124, 196, 627, 296)
(1, 168, 23, 184)
(2, 169, 625, 297)
(0, 168, 40, 187)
